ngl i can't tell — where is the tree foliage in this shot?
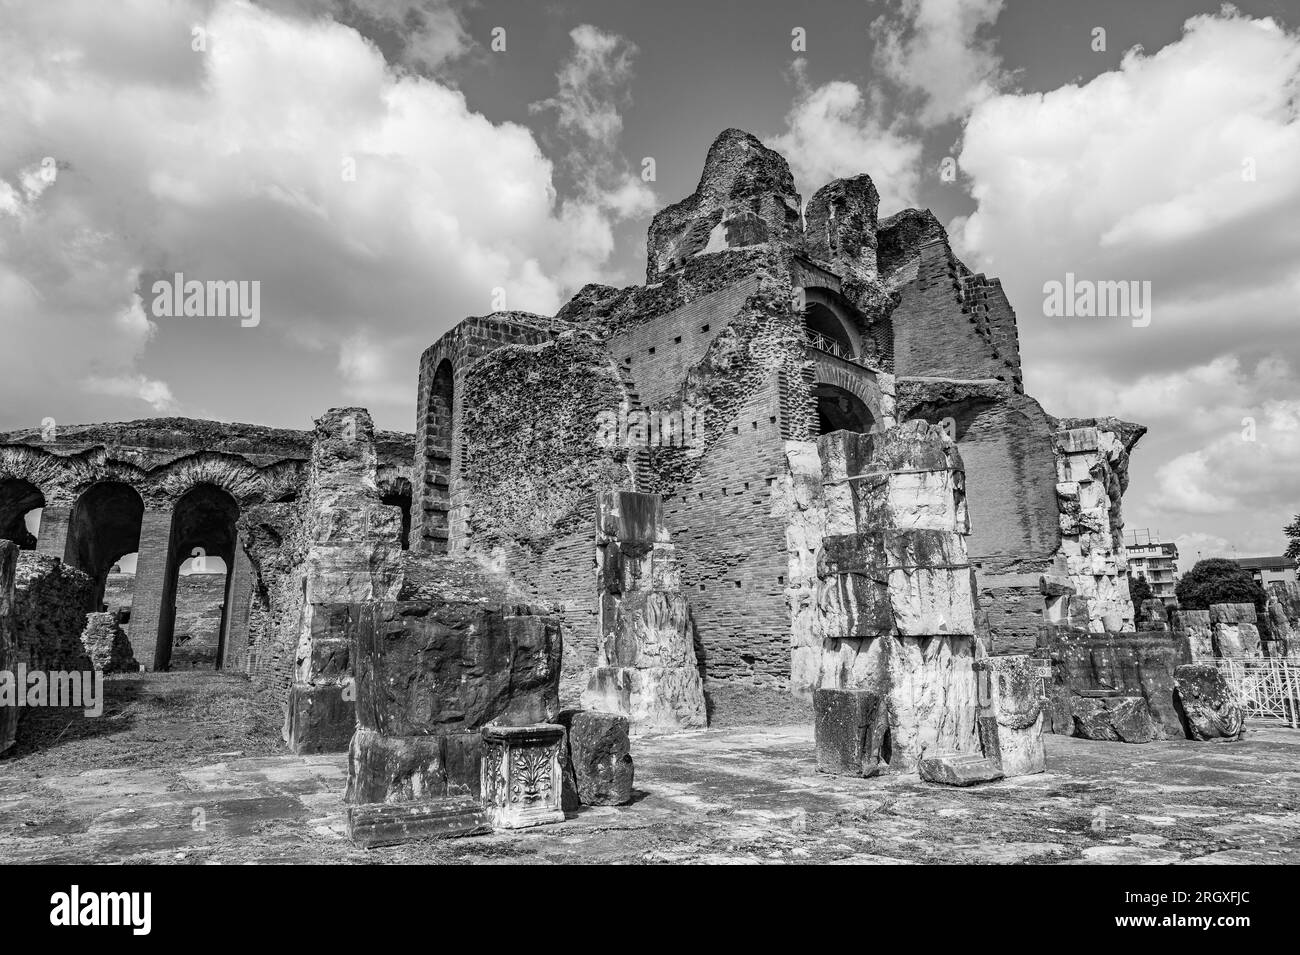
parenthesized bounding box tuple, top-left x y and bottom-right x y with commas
(1285, 514, 1300, 563)
(1128, 573, 1153, 606)
(1174, 558, 1267, 611)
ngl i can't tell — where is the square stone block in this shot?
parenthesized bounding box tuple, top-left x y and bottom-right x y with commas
(813, 687, 888, 777)
(284, 682, 355, 755)
(481, 724, 566, 829)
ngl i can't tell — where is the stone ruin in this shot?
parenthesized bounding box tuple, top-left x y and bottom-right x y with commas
(0, 127, 1264, 829)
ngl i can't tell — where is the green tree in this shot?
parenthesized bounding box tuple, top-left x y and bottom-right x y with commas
(1174, 558, 1267, 611)
(1128, 573, 1153, 606)
(1285, 514, 1300, 563)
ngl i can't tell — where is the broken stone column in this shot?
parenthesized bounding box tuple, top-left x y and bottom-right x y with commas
(345, 557, 563, 846)
(582, 491, 707, 733)
(784, 421, 981, 773)
(1209, 603, 1261, 659)
(1174, 664, 1245, 741)
(974, 654, 1046, 776)
(1050, 424, 1140, 632)
(0, 541, 18, 755)
(286, 408, 404, 754)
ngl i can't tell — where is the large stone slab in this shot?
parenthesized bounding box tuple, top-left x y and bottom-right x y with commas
(1070, 695, 1158, 743)
(1174, 664, 1245, 741)
(1210, 603, 1261, 659)
(583, 666, 706, 733)
(554, 709, 634, 806)
(284, 682, 355, 754)
(918, 752, 1004, 786)
(813, 687, 889, 777)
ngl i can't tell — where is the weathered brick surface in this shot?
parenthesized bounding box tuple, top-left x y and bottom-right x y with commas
(13, 554, 93, 672)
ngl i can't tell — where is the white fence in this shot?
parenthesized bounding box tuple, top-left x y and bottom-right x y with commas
(1214, 659, 1300, 727)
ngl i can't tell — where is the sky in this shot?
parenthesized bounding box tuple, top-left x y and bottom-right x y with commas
(1, 0, 1298, 568)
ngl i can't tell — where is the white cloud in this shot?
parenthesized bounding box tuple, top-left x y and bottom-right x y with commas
(82, 374, 178, 412)
(770, 61, 923, 213)
(0, 0, 641, 420)
(873, 0, 1006, 126)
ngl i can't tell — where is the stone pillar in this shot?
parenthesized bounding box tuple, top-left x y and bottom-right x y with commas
(1050, 424, 1139, 632)
(581, 491, 707, 733)
(783, 421, 982, 772)
(285, 408, 403, 754)
(219, 533, 255, 672)
(975, 655, 1046, 776)
(35, 505, 71, 560)
(0, 541, 19, 755)
(128, 509, 175, 671)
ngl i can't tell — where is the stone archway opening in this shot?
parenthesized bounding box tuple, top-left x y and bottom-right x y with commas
(804, 302, 855, 356)
(0, 478, 45, 550)
(156, 484, 239, 671)
(381, 476, 412, 550)
(814, 383, 875, 435)
(66, 481, 144, 612)
(424, 359, 454, 554)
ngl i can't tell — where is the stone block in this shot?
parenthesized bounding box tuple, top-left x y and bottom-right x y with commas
(347, 797, 490, 848)
(582, 665, 707, 733)
(345, 727, 481, 804)
(918, 752, 1003, 786)
(353, 601, 561, 735)
(813, 687, 889, 777)
(284, 682, 355, 754)
(554, 709, 634, 806)
(597, 491, 667, 545)
(481, 723, 566, 829)
(79, 611, 138, 673)
(597, 590, 692, 668)
(1172, 610, 1214, 661)
(1070, 695, 1158, 743)
(975, 655, 1046, 776)
(1174, 664, 1245, 741)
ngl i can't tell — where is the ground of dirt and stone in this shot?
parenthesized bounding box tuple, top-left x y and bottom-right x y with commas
(1, 672, 1296, 864)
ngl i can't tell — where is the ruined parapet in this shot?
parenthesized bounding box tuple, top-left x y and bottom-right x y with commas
(80, 612, 137, 673)
(645, 129, 802, 282)
(0, 541, 18, 754)
(344, 556, 562, 846)
(1037, 625, 1192, 740)
(783, 420, 981, 771)
(1049, 421, 1144, 633)
(285, 408, 405, 754)
(581, 491, 707, 733)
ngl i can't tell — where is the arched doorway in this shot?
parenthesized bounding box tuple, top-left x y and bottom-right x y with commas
(813, 383, 875, 435)
(0, 478, 45, 550)
(65, 481, 145, 611)
(155, 484, 239, 671)
(804, 302, 856, 356)
(424, 359, 454, 553)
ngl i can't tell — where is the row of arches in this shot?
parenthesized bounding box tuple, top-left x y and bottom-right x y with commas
(0, 478, 243, 671)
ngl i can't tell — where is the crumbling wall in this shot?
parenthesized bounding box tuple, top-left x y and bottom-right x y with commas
(13, 554, 93, 673)
(169, 573, 226, 669)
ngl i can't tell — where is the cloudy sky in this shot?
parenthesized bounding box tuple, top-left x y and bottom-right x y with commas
(1, 0, 1297, 566)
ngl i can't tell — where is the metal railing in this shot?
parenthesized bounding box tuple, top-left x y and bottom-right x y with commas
(1213, 658, 1300, 726)
(804, 328, 869, 367)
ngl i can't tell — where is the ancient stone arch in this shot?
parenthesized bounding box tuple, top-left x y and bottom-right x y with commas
(65, 480, 144, 611)
(802, 286, 864, 358)
(0, 477, 43, 549)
